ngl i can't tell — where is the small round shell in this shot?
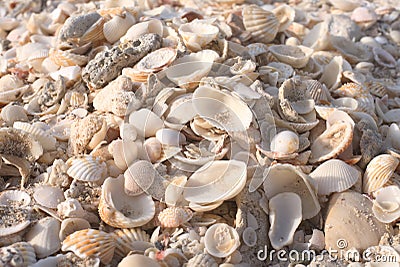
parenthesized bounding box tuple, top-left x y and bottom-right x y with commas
(128, 108, 164, 138)
(33, 185, 65, 209)
(372, 186, 400, 223)
(204, 223, 240, 258)
(270, 130, 299, 154)
(66, 155, 108, 182)
(242, 5, 279, 44)
(158, 207, 193, 228)
(363, 154, 399, 194)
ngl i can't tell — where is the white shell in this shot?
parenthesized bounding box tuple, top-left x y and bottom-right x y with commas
(242, 227, 257, 247)
(204, 223, 240, 258)
(128, 108, 164, 137)
(269, 45, 313, 68)
(268, 192, 302, 250)
(118, 254, 161, 267)
(0, 206, 31, 237)
(66, 155, 108, 182)
(178, 20, 219, 52)
(372, 186, 400, 223)
(59, 218, 91, 241)
(0, 105, 28, 125)
(363, 154, 399, 194)
(155, 128, 186, 146)
(121, 19, 163, 43)
(242, 5, 279, 44)
(272, 5, 295, 32)
(0, 190, 31, 207)
(33, 185, 65, 209)
(270, 130, 299, 154)
(103, 12, 136, 43)
(112, 228, 153, 258)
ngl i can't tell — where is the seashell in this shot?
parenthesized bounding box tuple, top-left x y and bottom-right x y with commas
(1, 105, 28, 126)
(57, 198, 86, 219)
(13, 121, 57, 151)
(364, 245, 400, 264)
(0, 128, 43, 162)
(242, 227, 257, 247)
(155, 128, 186, 146)
(121, 19, 163, 43)
(124, 160, 158, 196)
(62, 229, 115, 264)
(372, 186, 400, 223)
(186, 253, 218, 267)
(330, 36, 372, 64)
(329, 0, 360, 11)
(363, 154, 399, 194)
(165, 175, 187, 206)
(25, 217, 61, 258)
(309, 159, 361, 195)
(134, 47, 177, 75)
(242, 5, 279, 44)
(0, 17, 20, 31)
(99, 175, 155, 228)
(33, 185, 65, 209)
(118, 254, 161, 267)
(204, 223, 240, 258)
(158, 207, 193, 228)
(103, 12, 136, 44)
(372, 47, 397, 68)
(59, 218, 91, 241)
(0, 190, 30, 207)
(50, 66, 81, 82)
(178, 20, 219, 52)
(112, 228, 153, 257)
(0, 242, 36, 267)
(263, 164, 320, 219)
(268, 192, 302, 250)
(49, 49, 88, 67)
(166, 50, 219, 89)
(319, 56, 344, 91)
(305, 80, 331, 103)
(66, 155, 108, 183)
(128, 108, 164, 138)
(309, 121, 353, 163)
(270, 130, 299, 154)
(192, 86, 252, 132)
(269, 45, 313, 68)
(183, 160, 247, 205)
(351, 7, 378, 28)
(272, 5, 295, 32)
(324, 191, 388, 251)
(142, 137, 162, 163)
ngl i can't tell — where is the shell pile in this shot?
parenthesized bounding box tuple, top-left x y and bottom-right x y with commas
(1, 0, 400, 266)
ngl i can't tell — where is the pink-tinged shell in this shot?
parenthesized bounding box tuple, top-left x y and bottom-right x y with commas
(363, 154, 399, 194)
(351, 7, 378, 23)
(158, 207, 193, 228)
(62, 229, 115, 264)
(112, 228, 153, 258)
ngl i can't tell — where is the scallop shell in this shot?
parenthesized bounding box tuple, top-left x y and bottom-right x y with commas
(59, 218, 91, 241)
(330, 36, 372, 64)
(49, 49, 88, 67)
(33, 185, 65, 209)
(178, 20, 219, 52)
(363, 154, 399, 194)
(242, 5, 279, 44)
(269, 45, 313, 69)
(0, 190, 30, 207)
(192, 86, 252, 132)
(0, 105, 28, 126)
(309, 121, 353, 163)
(309, 159, 361, 195)
(66, 155, 108, 183)
(372, 186, 400, 223)
(112, 228, 153, 258)
(13, 121, 57, 151)
(25, 217, 61, 258)
(99, 175, 155, 228)
(103, 12, 136, 44)
(0, 242, 37, 267)
(118, 254, 161, 267)
(272, 5, 295, 32)
(324, 191, 388, 251)
(204, 223, 240, 258)
(263, 163, 320, 219)
(62, 229, 115, 264)
(268, 192, 302, 250)
(0, 128, 43, 162)
(120, 19, 163, 43)
(158, 207, 193, 228)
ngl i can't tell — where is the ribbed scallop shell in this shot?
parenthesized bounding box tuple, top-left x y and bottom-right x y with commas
(0, 128, 43, 162)
(305, 80, 331, 102)
(272, 4, 295, 32)
(158, 207, 193, 228)
(79, 16, 106, 45)
(62, 229, 115, 264)
(12, 242, 37, 266)
(363, 154, 399, 194)
(309, 159, 361, 195)
(66, 155, 107, 182)
(112, 228, 153, 258)
(49, 49, 88, 67)
(103, 12, 136, 44)
(13, 121, 57, 151)
(186, 253, 218, 267)
(242, 5, 279, 44)
(269, 45, 313, 69)
(0, 242, 37, 267)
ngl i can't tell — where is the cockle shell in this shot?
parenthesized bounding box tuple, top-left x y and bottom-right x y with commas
(13, 121, 57, 151)
(319, 56, 344, 90)
(272, 5, 295, 32)
(0, 242, 36, 267)
(192, 86, 252, 132)
(62, 229, 115, 264)
(363, 154, 399, 194)
(158, 207, 193, 228)
(103, 12, 136, 44)
(99, 175, 155, 228)
(66, 155, 108, 183)
(204, 223, 240, 258)
(118, 254, 161, 267)
(0, 190, 30, 207)
(268, 192, 302, 249)
(33, 185, 65, 209)
(49, 49, 88, 67)
(112, 228, 153, 258)
(372, 186, 400, 223)
(269, 45, 313, 68)
(178, 20, 219, 52)
(242, 5, 279, 44)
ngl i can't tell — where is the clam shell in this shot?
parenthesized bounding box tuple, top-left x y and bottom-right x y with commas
(363, 154, 399, 194)
(128, 108, 164, 138)
(158, 207, 193, 228)
(269, 45, 313, 68)
(242, 5, 279, 44)
(13, 121, 57, 151)
(165, 175, 188, 206)
(268, 192, 302, 250)
(112, 228, 153, 258)
(272, 5, 295, 32)
(372, 186, 400, 223)
(99, 175, 155, 228)
(178, 20, 219, 52)
(143, 137, 162, 163)
(330, 36, 372, 64)
(62, 229, 115, 264)
(192, 86, 252, 132)
(0, 206, 31, 237)
(118, 254, 161, 267)
(0, 128, 43, 161)
(25, 217, 61, 258)
(121, 19, 163, 43)
(59, 218, 91, 241)
(0, 105, 28, 125)
(66, 155, 108, 182)
(204, 223, 240, 258)
(135, 47, 177, 74)
(155, 128, 186, 146)
(103, 12, 136, 44)
(0, 190, 30, 207)
(33, 185, 65, 209)
(124, 160, 160, 196)
(270, 130, 299, 154)
(309, 159, 361, 195)
(372, 46, 397, 68)
(78, 16, 106, 45)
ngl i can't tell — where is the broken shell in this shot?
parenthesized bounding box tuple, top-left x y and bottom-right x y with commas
(59, 218, 91, 241)
(103, 12, 136, 44)
(62, 229, 115, 264)
(204, 223, 240, 258)
(242, 5, 279, 44)
(269, 45, 313, 68)
(156, 128, 186, 146)
(66, 155, 108, 183)
(112, 228, 153, 258)
(57, 198, 86, 219)
(0, 105, 28, 125)
(0, 128, 43, 161)
(0, 190, 30, 207)
(99, 175, 155, 228)
(134, 47, 177, 74)
(372, 46, 397, 68)
(372, 186, 400, 223)
(118, 254, 161, 267)
(25, 217, 61, 258)
(0, 206, 31, 237)
(124, 160, 157, 196)
(319, 56, 344, 90)
(13, 121, 57, 151)
(192, 86, 253, 132)
(128, 108, 163, 138)
(330, 36, 371, 64)
(309, 159, 361, 195)
(0, 242, 36, 267)
(49, 49, 88, 67)
(272, 5, 295, 32)
(242, 227, 257, 247)
(363, 154, 399, 194)
(270, 130, 299, 154)
(33, 185, 65, 209)
(268, 192, 302, 250)
(121, 19, 163, 43)
(158, 207, 193, 228)
(178, 20, 219, 52)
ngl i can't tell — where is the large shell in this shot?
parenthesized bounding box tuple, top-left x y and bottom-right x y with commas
(263, 163, 320, 219)
(99, 175, 155, 228)
(103, 12, 136, 44)
(309, 159, 361, 195)
(33, 185, 65, 209)
(0, 128, 43, 162)
(204, 223, 240, 258)
(269, 45, 313, 68)
(118, 254, 161, 267)
(242, 5, 279, 44)
(372, 186, 400, 223)
(324, 191, 389, 251)
(178, 20, 219, 52)
(66, 155, 108, 183)
(363, 154, 399, 194)
(158, 207, 193, 228)
(192, 86, 252, 132)
(62, 229, 115, 264)
(112, 228, 153, 258)
(13, 121, 56, 151)
(268, 192, 302, 249)
(128, 108, 163, 138)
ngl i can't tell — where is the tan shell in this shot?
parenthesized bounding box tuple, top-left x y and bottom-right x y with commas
(324, 191, 389, 251)
(33, 185, 65, 209)
(204, 223, 240, 258)
(269, 45, 313, 68)
(0, 105, 28, 126)
(66, 155, 108, 183)
(363, 154, 399, 194)
(302, 22, 330, 51)
(268, 192, 302, 249)
(272, 5, 295, 32)
(242, 5, 279, 44)
(118, 254, 161, 267)
(372, 186, 400, 223)
(269, 130, 299, 154)
(120, 19, 163, 43)
(49, 49, 88, 67)
(158, 207, 193, 228)
(329, 0, 360, 11)
(13, 121, 56, 151)
(99, 175, 155, 228)
(309, 159, 361, 195)
(0, 128, 43, 162)
(112, 228, 153, 258)
(178, 20, 219, 52)
(62, 229, 115, 264)
(0, 190, 31, 207)
(0, 242, 37, 267)
(103, 12, 136, 44)
(59, 218, 91, 241)
(186, 253, 218, 267)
